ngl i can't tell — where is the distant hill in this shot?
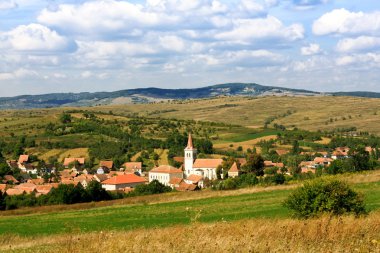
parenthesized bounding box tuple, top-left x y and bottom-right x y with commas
(0, 82, 378, 109)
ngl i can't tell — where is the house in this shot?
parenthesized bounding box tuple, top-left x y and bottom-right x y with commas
(123, 162, 143, 175)
(94, 174, 108, 183)
(168, 177, 183, 189)
(99, 160, 113, 170)
(275, 149, 289, 156)
(176, 181, 198, 191)
(80, 179, 93, 188)
(228, 162, 240, 178)
(331, 147, 350, 160)
(3, 175, 19, 184)
(35, 185, 53, 195)
(14, 183, 37, 194)
(28, 178, 44, 185)
(149, 165, 183, 186)
(63, 158, 85, 168)
(18, 155, 29, 165)
(5, 188, 25, 196)
(0, 184, 6, 193)
(19, 164, 38, 174)
(313, 157, 333, 166)
(184, 174, 204, 188)
(101, 174, 147, 191)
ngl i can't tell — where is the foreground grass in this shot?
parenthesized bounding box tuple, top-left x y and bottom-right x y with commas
(0, 172, 380, 238)
(1, 211, 380, 253)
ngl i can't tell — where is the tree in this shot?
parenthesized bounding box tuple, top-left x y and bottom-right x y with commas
(241, 153, 264, 176)
(59, 113, 72, 124)
(86, 181, 110, 201)
(291, 140, 300, 155)
(284, 179, 366, 218)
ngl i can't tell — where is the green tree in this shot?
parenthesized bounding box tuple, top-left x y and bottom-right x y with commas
(284, 179, 366, 218)
(241, 153, 264, 176)
(86, 181, 110, 201)
(59, 113, 72, 124)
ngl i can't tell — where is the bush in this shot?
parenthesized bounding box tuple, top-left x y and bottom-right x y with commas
(284, 179, 366, 218)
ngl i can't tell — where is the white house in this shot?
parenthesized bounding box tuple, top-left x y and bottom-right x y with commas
(149, 165, 183, 186)
(101, 174, 147, 191)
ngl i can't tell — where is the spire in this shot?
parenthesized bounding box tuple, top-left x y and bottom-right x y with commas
(186, 133, 193, 149)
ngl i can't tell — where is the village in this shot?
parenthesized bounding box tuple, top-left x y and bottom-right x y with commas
(1, 132, 377, 199)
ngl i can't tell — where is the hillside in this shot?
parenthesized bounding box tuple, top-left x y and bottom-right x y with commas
(0, 83, 333, 109)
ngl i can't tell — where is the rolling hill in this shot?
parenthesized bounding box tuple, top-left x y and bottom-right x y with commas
(0, 82, 330, 109)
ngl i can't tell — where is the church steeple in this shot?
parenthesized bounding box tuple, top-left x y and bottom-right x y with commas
(186, 133, 193, 149)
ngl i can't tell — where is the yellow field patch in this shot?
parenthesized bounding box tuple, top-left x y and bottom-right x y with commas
(214, 135, 278, 151)
(58, 148, 89, 162)
(315, 137, 332, 145)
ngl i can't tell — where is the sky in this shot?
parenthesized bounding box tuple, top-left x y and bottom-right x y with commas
(0, 0, 380, 96)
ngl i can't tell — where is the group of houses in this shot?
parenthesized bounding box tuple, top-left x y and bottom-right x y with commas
(1, 133, 377, 196)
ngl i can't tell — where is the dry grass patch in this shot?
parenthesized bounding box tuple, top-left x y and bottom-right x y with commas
(58, 148, 89, 161)
(2, 211, 380, 253)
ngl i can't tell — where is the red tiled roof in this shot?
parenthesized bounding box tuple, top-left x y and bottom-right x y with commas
(3, 175, 19, 184)
(123, 162, 142, 170)
(100, 161, 113, 169)
(169, 177, 183, 185)
(150, 165, 182, 174)
(36, 185, 53, 195)
(236, 158, 247, 166)
(173, 157, 184, 163)
(0, 184, 6, 193)
(229, 162, 240, 172)
(18, 155, 29, 164)
(176, 182, 197, 191)
(313, 157, 333, 164)
(94, 174, 108, 182)
(63, 158, 85, 166)
(6, 188, 24, 196)
(102, 174, 147, 185)
(15, 183, 36, 194)
(186, 174, 203, 183)
(276, 149, 289, 156)
(193, 159, 223, 168)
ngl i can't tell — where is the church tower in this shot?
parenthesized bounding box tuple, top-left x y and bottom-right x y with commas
(184, 133, 196, 177)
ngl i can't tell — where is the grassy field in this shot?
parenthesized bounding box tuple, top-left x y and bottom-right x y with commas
(2, 212, 379, 253)
(1, 171, 380, 238)
(0, 171, 380, 252)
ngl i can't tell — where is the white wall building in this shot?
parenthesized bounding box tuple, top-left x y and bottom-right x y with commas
(149, 165, 183, 186)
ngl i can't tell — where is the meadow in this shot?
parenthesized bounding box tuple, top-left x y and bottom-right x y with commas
(1, 171, 380, 236)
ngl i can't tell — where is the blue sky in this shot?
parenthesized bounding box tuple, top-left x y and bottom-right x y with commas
(0, 0, 380, 96)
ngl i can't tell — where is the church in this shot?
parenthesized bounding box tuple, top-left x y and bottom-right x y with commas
(184, 133, 223, 180)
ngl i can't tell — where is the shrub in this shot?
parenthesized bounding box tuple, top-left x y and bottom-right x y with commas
(284, 179, 366, 218)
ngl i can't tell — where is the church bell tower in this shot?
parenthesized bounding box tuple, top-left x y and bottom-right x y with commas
(184, 133, 196, 176)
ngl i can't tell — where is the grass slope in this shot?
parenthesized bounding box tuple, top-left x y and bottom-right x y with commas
(1, 177, 380, 237)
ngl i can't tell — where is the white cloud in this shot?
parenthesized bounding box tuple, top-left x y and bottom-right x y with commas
(337, 36, 380, 53)
(0, 68, 38, 80)
(37, 1, 178, 37)
(335, 53, 380, 66)
(1, 23, 75, 52)
(301, 43, 321, 55)
(0, 0, 17, 10)
(159, 35, 185, 52)
(215, 16, 304, 44)
(313, 9, 380, 36)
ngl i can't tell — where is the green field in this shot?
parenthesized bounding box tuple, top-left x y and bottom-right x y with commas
(1, 180, 380, 237)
